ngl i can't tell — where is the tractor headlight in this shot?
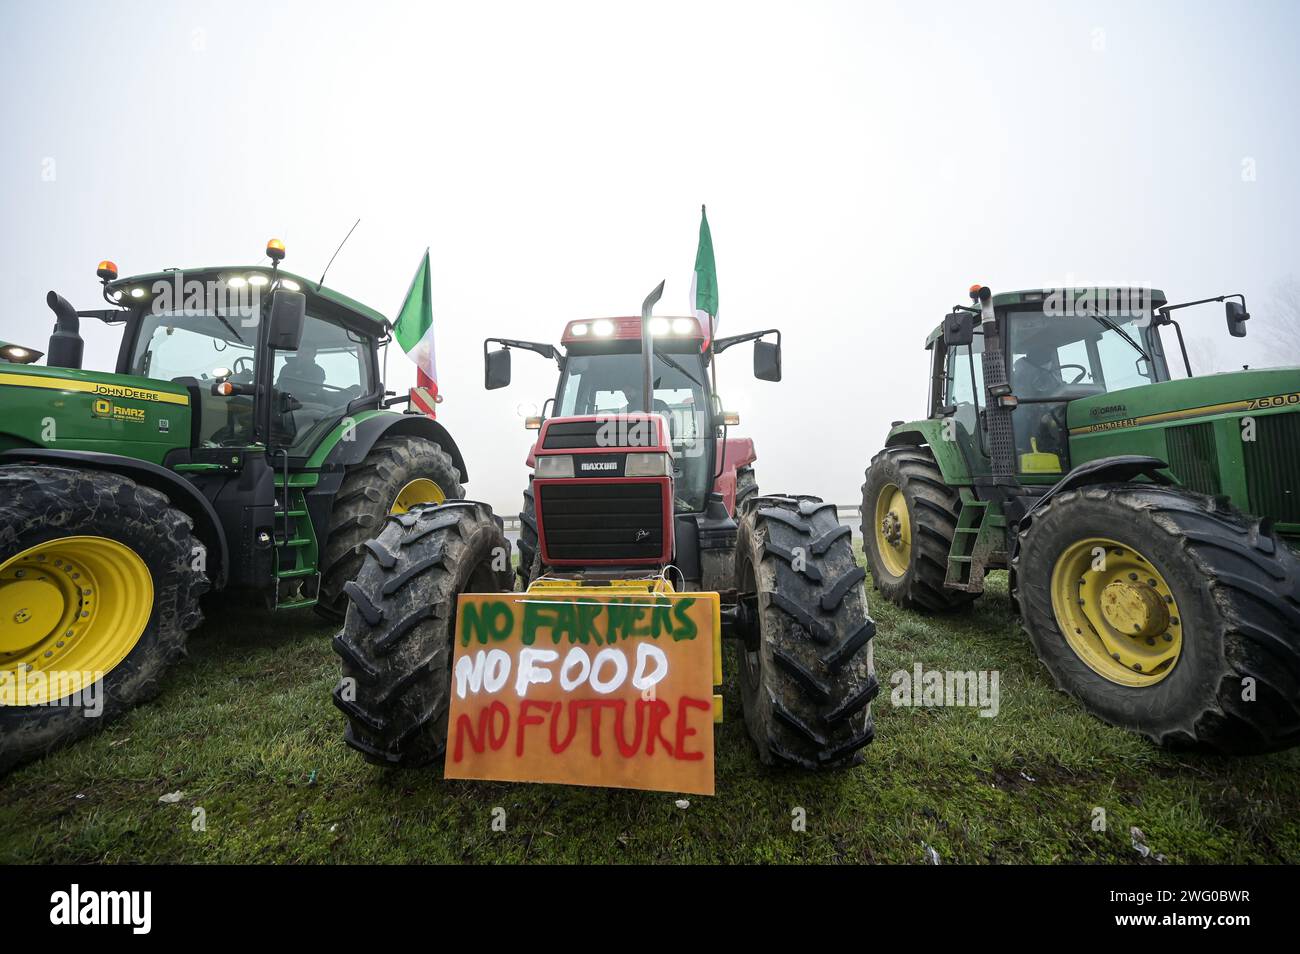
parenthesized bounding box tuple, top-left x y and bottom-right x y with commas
(671, 318, 695, 335)
(625, 452, 672, 477)
(570, 322, 589, 336)
(649, 317, 670, 336)
(593, 319, 615, 337)
(536, 455, 575, 478)
(0, 343, 42, 364)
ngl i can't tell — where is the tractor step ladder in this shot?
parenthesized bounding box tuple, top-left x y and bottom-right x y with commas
(272, 471, 320, 609)
(945, 498, 989, 592)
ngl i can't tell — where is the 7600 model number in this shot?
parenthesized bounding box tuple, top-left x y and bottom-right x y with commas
(1246, 391, 1300, 410)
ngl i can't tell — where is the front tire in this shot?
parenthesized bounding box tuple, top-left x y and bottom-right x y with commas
(331, 501, 511, 766)
(735, 495, 878, 769)
(735, 465, 759, 513)
(0, 466, 206, 774)
(316, 435, 464, 621)
(861, 445, 977, 612)
(517, 480, 537, 589)
(1015, 483, 1300, 753)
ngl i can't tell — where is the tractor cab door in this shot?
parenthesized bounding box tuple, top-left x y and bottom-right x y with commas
(936, 334, 991, 478)
(268, 312, 373, 457)
(1004, 308, 1160, 480)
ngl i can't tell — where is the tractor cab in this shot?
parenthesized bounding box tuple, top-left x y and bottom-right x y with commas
(551, 316, 717, 513)
(484, 294, 781, 592)
(103, 256, 383, 462)
(931, 287, 1177, 480)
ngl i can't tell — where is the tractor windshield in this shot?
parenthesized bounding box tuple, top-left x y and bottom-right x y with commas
(129, 310, 258, 446)
(1008, 308, 1161, 399)
(1005, 306, 1164, 475)
(556, 349, 713, 512)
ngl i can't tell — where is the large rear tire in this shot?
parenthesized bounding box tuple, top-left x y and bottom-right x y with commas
(735, 495, 878, 769)
(0, 466, 206, 774)
(861, 445, 977, 612)
(316, 436, 464, 621)
(1014, 483, 1300, 753)
(331, 501, 511, 766)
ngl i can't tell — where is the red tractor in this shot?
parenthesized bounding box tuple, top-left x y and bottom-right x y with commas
(332, 285, 877, 781)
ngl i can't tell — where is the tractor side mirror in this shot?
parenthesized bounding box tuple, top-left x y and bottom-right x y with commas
(266, 290, 306, 351)
(485, 347, 512, 390)
(1226, 300, 1250, 338)
(754, 340, 782, 382)
(943, 310, 974, 347)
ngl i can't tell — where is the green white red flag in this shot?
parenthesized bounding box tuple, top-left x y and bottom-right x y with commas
(394, 250, 438, 399)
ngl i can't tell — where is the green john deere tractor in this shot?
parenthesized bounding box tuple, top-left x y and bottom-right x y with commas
(863, 284, 1300, 754)
(0, 240, 468, 771)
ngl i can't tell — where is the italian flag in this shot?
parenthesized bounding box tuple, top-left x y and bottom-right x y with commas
(691, 205, 718, 348)
(394, 250, 438, 405)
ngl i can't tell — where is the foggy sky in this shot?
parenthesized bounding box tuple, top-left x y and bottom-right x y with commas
(3, 0, 1297, 511)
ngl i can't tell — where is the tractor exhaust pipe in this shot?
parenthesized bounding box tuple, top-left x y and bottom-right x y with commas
(45, 291, 84, 369)
(640, 280, 665, 414)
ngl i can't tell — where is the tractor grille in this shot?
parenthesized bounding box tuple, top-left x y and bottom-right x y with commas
(1166, 422, 1221, 497)
(541, 418, 657, 450)
(1244, 413, 1300, 523)
(537, 481, 665, 562)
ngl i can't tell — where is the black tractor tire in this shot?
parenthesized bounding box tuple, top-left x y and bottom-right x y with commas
(1014, 483, 1300, 754)
(315, 435, 464, 621)
(735, 465, 759, 514)
(735, 495, 879, 769)
(517, 480, 537, 589)
(0, 465, 207, 774)
(331, 500, 512, 767)
(861, 445, 978, 612)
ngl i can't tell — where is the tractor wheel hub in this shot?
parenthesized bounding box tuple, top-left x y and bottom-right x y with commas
(880, 512, 903, 547)
(0, 576, 63, 653)
(1100, 580, 1170, 639)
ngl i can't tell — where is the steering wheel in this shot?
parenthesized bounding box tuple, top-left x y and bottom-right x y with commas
(1059, 363, 1090, 385)
(231, 356, 255, 382)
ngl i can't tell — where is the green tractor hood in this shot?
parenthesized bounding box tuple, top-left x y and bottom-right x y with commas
(1067, 366, 1300, 436)
(0, 363, 192, 465)
(1068, 366, 1300, 534)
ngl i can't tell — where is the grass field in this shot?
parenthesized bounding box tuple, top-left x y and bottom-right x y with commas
(3, 551, 1298, 864)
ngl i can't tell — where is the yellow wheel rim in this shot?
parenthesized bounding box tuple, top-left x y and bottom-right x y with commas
(390, 478, 446, 514)
(873, 483, 912, 578)
(0, 536, 153, 705)
(1049, 537, 1183, 687)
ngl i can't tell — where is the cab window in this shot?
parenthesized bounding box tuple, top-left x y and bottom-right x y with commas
(272, 315, 372, 452)
(129, 310, 258, 447)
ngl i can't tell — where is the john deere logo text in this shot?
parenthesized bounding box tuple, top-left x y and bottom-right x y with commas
(92, 399, 145, 424)
(92, 382, 163, 403)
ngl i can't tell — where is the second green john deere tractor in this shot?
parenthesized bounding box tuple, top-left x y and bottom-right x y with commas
(863, 285, 1300, 754)
(0, 241, 468, 771)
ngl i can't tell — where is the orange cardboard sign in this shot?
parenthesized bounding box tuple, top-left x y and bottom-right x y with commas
(445, 589, 717, 795)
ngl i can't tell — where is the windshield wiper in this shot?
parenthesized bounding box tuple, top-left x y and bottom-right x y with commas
(654, 351, 703, 388)
(1086, 309, 1150, 363)
(213, 312, 245, 343)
